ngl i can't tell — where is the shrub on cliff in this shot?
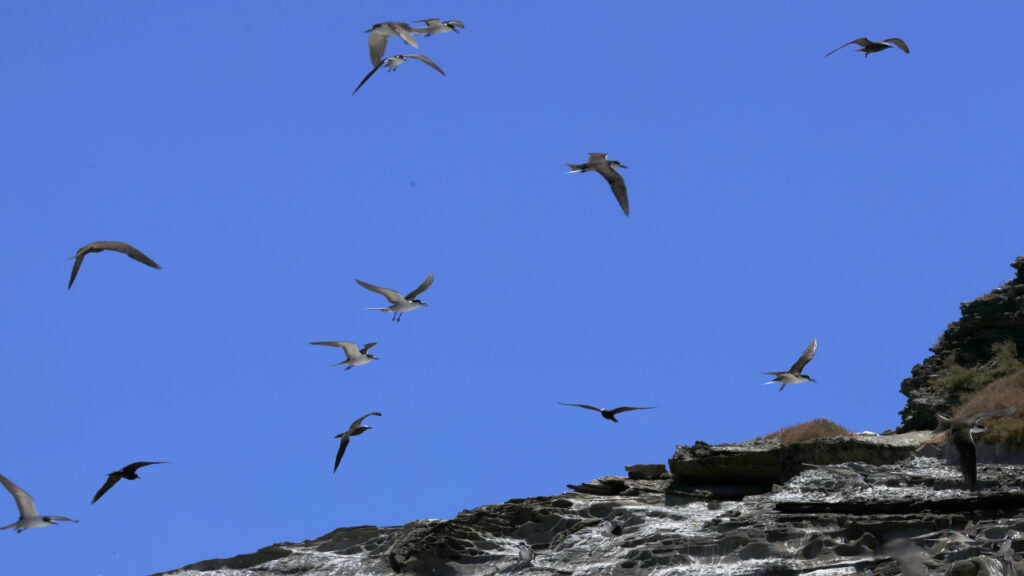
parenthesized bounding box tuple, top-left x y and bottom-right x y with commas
(762, 418, 851, 445)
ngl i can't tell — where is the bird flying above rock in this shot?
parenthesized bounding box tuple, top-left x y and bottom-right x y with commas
(310, 341, 379, 370)
(333, 412, 381, 472)
(826, 37, 909, 58)
(365, 22, 418, 66)
(67, 241, 161, 289)
(566, 153, 630, 216)
(557, 403, 655, 423)
(0, 472, 78, 533)
(934, 406, 1017, 490)
(352, 54, 446, 95)
(355, 273, 433, 322)
(762, 338, 817, 391)
(411, 19, 465, 36)
(91, 461, 169, 504)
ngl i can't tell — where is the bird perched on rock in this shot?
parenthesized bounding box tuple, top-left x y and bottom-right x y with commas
(91, 461, 169, 504)
(762, 338, 817, 391)
(365, 22, 418, 66)
(411, 19, 465, 36)
(67, 241, 161, 289)
(933, 406, 1017, 490)
(516, 542, 535, 568)
(566, 153, 630, 216)
(355, 273, 434, 321)
(310, 341, 379, 370)
(557, 403, 655, 422)
(0, 472, 78, 533)
(333, 412, 381, 472)
(826, 37, 909, 58)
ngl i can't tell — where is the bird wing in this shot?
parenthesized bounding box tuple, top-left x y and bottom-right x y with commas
(825, 37, 869, 57)
(353, 60, 387, 95)
(355, 279, 405, 304)
(404, 54, 446, 76)
(587, 153, 608, 163)
(558, 402, 603, 413)
(595, 165, 629, 216)
(394, 24, 419, 48)
(359, 342, 378, 354)
(968, 406, 1017, 425)
(334, 435, 351, 472)
(446, 20, 465, 30)
(951, 426, 978, 489)
(367, 32, 387, 66)
(413, 18, 441, 26)
(351, 412, 382, 429)
(788, 338, 818, 374)
(68, 253, 87, 289)
(123, 461, 168, 474)
(107, 242, 161, 270)
(0, 473, 38, 518)
(404, 273, 434, 300)
(311, 341, 360, 358)
(91, 474, 122, 504)
(882, 38, 910, 53)
(608, 406, 656, 415)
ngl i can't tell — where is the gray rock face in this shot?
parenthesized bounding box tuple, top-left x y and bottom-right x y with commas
(154, 433, 1024, 576)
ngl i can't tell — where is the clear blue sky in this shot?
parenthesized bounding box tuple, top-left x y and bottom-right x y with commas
(2, 2, 1023, 574)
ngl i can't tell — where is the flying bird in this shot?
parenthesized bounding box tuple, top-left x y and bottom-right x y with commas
(91, 461, 169, 504)
(352, 54, 446, 95)
(67, 241, 161, 289)
(557, 403, 655, 423)
(365, 22, 418, 66)
(934, 406, 1017, 490)
(762, 338, 817, 391)
(310, 341, 379, 370)
(412, 19, 465, 36)
(355, 273, 433, 322)
(566, 153, 630, 216)
(0, 472, 78, 533)
(333, 412, 381, 472)
(826, 37, 910, 57)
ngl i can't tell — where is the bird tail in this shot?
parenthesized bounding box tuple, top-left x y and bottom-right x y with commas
(366, 307, 390, 312)
(0, 522, 17, 531)
(566, 163, 585, 173)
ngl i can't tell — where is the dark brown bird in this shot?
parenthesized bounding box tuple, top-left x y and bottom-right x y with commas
(557, 403, 655, 422)
(334, 412, 381, 472)
(826, 37, 910, 58)
(566, 153, 629, 216)
(934, 407, 1017, 490)
(91, 461, 169, 504)
(67, 241, 161, 289)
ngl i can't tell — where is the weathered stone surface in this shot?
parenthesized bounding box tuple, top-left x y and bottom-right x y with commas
(624, 463, 667, 480)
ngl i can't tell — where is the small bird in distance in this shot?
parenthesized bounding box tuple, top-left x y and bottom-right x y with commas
(762, 338, 817, 391)
(0, 472, 78, 533)
(826, 37, 909, 58)
(67, 241, 161, 289)
(91, 461, 169, 504)
(310, 341, 379, 370)
(557, 403, 655, 422)
(333, 412, 381, 472)
(412, 19, 465, 36)
(352, 54, 446, 95)
(566, 153, 630, 216)
(355, 273, 433, 322)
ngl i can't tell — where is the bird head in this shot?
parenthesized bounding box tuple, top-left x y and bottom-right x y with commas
(414, 299, 428, 307)
(805, 375, 816, 383)
(610, 161, 628, 169)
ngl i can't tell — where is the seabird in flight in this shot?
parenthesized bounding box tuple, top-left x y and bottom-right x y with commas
(411, 19, 465, 36)
(352, 54, 446, 95)
(557, 403, 655, 423)
(310, 341, 379, 370)
(934, 406, 1017, 490)
(365, 22, 418, 66)
(566, 153, 630, 216)
(762, 338, 817, 391)
(0, 472, 78, 533)
(67, 241, 161, 289)
(91, 462, 169, 504)
(826, 37, 910, 58)
(355, 273, 433, 322)
(333, 412, 381, 472)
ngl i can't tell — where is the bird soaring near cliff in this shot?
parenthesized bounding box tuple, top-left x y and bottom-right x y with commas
(557, 403, 655, 423)
(67, 241, 161, 289)
(762, 338, 817, 391)
(365, 22, 418, 66)
(411, 19, 465, 36)
(355, 273, 433, 322)
(310, 341, 379, 370)
(566, 153, 630, 216)
(0, 472, 78, 533)
(352, 54, 446, 95)
(333, 412, 381, 472)
(826, 37, 910, 58)
(934, 406, 1017, 490)
(91, 462, 169, 504)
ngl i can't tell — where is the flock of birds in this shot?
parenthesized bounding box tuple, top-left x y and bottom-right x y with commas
(3, 19, 1015, 576)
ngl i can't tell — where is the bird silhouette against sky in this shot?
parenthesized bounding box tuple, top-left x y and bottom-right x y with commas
(67, 241, 161, 289)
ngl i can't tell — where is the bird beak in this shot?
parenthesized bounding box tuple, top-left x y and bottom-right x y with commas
(619, 164, 630, 169)
(421, 302, 429, 307)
